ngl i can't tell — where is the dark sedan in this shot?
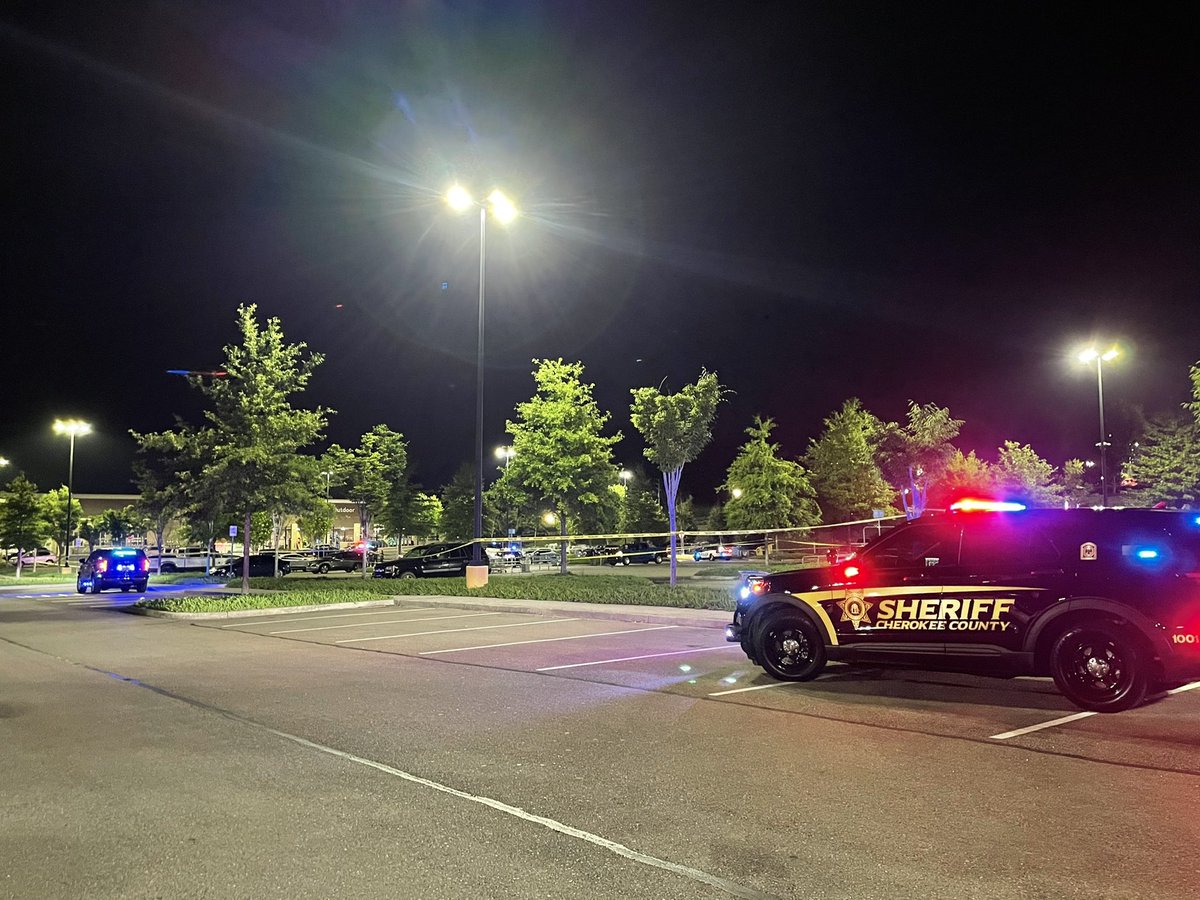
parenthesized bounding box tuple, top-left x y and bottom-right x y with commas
(309, 550, 378, 574)
(220, 554, 292, 578)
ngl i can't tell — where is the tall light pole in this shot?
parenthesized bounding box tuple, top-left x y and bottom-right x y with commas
(52, 419, 91, 563)
(1078, 346, 1119, 507)
(446, 184, 518, 585)
(494, 446, 515, 472)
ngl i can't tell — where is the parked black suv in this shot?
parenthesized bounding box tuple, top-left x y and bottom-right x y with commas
(605, 542, 669, 565)
(76, 548, 150, 594)
(374, 543, 472, 579)
(218, 554, 292, 578)
(727, 505, 1200, 712)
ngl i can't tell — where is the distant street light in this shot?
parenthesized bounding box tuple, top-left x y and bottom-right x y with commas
(1077, 345, 1120, 507)
(52, 419, 92, 563)
(446, 183, 519, 582)
(0, 456, 9, 470)
(319, 470, 333, 498)
(618, 469, 632, 485)
(494, 446, 515, 471)
(731, 487, 743, 500)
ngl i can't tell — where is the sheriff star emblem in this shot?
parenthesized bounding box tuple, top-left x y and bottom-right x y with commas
(836, 591, 873, 629)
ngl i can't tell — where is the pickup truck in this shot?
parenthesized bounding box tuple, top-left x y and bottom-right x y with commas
(147, 547, 227, 573)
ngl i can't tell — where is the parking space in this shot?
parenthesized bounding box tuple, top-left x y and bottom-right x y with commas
(200, 602, 1200, 773)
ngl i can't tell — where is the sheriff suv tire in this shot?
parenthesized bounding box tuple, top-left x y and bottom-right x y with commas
(1049, 622, 1149, 713)
(755, 607, 827, 681)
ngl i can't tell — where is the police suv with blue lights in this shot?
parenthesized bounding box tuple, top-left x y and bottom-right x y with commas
(726, 501, 1200, 711)
(76, 547, 150, 594)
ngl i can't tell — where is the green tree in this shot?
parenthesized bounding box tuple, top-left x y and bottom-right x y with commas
(42, 486, 83, 560)
(0, 474, 51, 577)
(98, 507, 139, 545)
(1058, 458, 1092, 508)
(192, 305, 328, 593)
(388, 478, 442, 547)
(994, 441, 1061, 507)
(1122, 415, 1200, 506)
(1187, 359, 1200, 425)
(618, 473, 668, 535)
(297, 500, 335, 548)
(675, 495, 698, 533)
(878, 401, 964, 519)
(630, 369, 725, 584)
(77, 516, 103, 554)
(507, 359, 622, 573)
(930, 449, 995, 507)
(323, 425, 408, 577)
(483, 470, 534, 538)
(722, 416, 821, 531)
(440, 464, 476, 542)
(803, 399, 895, 524)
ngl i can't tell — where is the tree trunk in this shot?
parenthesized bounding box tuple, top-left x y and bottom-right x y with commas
(558, 507, 568, 576)
(242, 508, 252, 595)
(664, 468, 682, 586)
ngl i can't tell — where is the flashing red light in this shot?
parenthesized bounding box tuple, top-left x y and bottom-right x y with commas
(843, 564, 860, 579)
(751, 580, 767, 595)
(949, 498, 1027, 513)
(140, 557, 149, 572)
(95, 557, 108, 573)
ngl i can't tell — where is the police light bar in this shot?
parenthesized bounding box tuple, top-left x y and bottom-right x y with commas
(949, 499, 1027, 513)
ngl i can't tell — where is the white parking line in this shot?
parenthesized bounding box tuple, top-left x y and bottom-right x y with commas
(708, 681, 792, 697)
(270, 612, 498, 635)
(420, 625, 678, 656)
(538, 645, 736, 671)
(989, 711, 1096, 740)
(336, 618, 578, 645)
(220, 607, 438, 628)
(990, 681, 1200, 740)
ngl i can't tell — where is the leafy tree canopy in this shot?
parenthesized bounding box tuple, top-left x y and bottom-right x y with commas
(878, 401, 963, 518)
(722, 416, 820, 530)
(803, 398, 895, 523)
(1122, 414, 1200, 506)
(994, 441, 1061, 506)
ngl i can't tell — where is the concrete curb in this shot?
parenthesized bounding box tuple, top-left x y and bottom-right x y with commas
(392, 596, 730, 630)
(129, 593, 731, 630)
(127, 598, 397, 620)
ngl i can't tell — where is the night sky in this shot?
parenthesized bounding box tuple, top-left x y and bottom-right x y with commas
(3, 2, 1198, 502)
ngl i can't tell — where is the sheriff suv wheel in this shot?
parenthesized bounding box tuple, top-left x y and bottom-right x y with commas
(1050, 622, 1149, 713)
(755, 608, 827, 681)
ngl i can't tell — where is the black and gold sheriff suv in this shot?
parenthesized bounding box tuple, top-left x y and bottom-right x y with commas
(726, 502, 1200, 712)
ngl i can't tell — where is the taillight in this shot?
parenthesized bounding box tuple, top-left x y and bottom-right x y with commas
(140, 558, 149, 572)
(96, 558, 108, 573)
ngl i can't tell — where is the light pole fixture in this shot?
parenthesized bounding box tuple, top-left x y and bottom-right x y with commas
(731, 487, 744, 500)
(446, 183, 518, 584)
(319, 470, 333, 498)
(494, 446, 515, 471)
(1077, 345, 1119, 507)
(618, 469, 632, 485)
(52, 419, 92, 562)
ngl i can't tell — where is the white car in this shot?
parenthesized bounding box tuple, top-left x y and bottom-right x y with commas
(13, 548, 58, 566)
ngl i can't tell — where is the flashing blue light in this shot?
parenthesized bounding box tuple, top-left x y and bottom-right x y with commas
(113, 549, 136, 556)
(1193, 515, 1200, 527)
(739, 586, 751, 600)
(1136, 549, 1160, 560)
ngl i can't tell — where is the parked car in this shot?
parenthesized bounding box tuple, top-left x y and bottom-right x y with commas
(693, 543, 747, 561)
(374, 543, 471, 579)
(309, 549, 378, 574)
(14, 548, 58, 566)
(606, 542, 668, 565)
(218, 554, 292, 578)
(526, 548, 561, 566)
(6, 547, 56, 566)
(76, 548, 149, 594)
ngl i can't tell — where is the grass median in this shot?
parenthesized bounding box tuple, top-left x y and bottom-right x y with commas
(135, 573, 737, 614)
